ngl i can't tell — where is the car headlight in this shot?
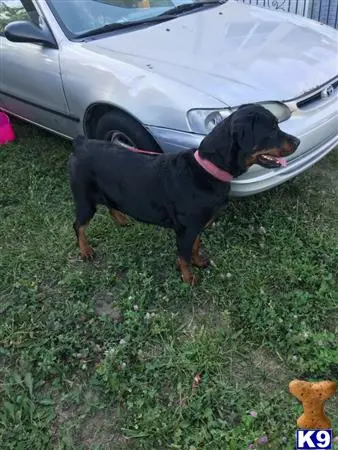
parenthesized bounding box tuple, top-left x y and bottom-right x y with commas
(261, 102, 291, 123)
(187, 102, 291, 134)
(187, 109, 232, 135)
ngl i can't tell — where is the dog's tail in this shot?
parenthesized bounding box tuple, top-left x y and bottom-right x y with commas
(72, 135, 87, 155)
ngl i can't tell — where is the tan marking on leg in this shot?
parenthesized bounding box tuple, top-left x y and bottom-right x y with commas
(109, 209, 129, 226)
(78, 224, 94, 260)
(192, 236, 209, 268)
(177, 258, 196, 285)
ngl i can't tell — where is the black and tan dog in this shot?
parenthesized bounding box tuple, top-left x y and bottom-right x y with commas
(69, 104, 300, 285)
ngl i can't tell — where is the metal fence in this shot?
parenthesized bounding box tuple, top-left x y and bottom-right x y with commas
(238, 0, 338, 28)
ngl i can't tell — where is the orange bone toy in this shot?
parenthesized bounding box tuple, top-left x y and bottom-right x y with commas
(289, 379, 336, 429)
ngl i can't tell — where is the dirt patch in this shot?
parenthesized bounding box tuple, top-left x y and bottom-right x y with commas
(179, 307, 291, 393)
(51, 388, 131, 450)
(80, 409, 131, 450)
(93, 291, 124, 324)
(51, 399, 79, 449)
(231, 347, 292, 393)
(180, 306, 232, 336)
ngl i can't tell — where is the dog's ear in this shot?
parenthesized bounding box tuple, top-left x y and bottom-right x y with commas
(198, 115, 235, 169)
(198, 106, 259, 177)
(230, 112, 257, 175)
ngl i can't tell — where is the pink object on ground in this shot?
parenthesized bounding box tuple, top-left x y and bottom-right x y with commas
(0, 112, 15, 145)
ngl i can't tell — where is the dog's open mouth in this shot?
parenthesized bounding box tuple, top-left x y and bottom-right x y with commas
(257, 154, 288, 169)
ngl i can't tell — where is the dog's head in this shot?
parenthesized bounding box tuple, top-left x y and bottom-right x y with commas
(198, 104, 300, 178)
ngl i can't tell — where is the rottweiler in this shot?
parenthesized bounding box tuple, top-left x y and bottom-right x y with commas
(69, 104, 300, 285)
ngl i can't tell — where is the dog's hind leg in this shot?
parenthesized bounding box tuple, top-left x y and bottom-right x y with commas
(72, 197, 96, 260)
(109, 209, 130, 226)
(69, 155, 97, 260)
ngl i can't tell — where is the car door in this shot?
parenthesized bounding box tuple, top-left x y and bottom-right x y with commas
(0, 0, 74, 136)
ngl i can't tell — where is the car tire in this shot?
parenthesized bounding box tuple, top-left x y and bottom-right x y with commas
(94, 110, 161, 152)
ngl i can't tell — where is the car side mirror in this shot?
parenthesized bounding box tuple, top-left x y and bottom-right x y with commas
(4, 21, 57, 48)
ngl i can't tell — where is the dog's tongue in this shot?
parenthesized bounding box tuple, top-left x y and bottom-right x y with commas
(276, 157, 288, 167)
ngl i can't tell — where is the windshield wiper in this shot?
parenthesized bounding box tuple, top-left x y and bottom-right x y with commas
(158, 0, 225, 17)
(76, 0, 225, 39)
(76, 16, 175, 39)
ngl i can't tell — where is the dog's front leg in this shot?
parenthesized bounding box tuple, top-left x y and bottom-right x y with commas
(192, 236, 209, 268)
(191, 216, 216, 267)
(175, 229, 201, 285)
(74, 221, 95, 260)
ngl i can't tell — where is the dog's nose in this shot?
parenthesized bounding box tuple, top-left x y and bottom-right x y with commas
(290, 136, 300, 149)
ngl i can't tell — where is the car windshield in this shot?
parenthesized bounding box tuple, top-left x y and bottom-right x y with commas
(47, 0, 222, 37)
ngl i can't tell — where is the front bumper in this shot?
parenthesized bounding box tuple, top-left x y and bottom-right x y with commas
(147, 103, 338, 197)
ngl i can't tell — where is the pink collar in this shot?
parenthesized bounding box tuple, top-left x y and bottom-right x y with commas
(120, 145, 233, 182)
(194, 150, 233, 182)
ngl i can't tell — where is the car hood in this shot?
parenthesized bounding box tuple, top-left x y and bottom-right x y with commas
(87, 0, 338, 105)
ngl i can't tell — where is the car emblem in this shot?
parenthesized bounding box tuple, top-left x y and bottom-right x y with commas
(321, 84, 335, 98)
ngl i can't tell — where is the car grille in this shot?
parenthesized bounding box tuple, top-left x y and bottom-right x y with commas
(296, 78, 338, 110)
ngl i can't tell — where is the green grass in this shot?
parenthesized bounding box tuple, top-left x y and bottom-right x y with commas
(0, 120, 337, 449)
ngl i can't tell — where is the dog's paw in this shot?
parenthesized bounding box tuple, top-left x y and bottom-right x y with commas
(176, 258, 197, 286)
(192, 255, 210, 269)
(80, 246, 95, 261)
(181, 272, 197, 286)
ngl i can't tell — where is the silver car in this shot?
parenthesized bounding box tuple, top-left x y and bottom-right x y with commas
(1, 0, 337, 196)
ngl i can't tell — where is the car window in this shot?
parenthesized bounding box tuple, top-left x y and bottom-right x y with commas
(0, 0, 37, 33)
(47, 0, 215, 37)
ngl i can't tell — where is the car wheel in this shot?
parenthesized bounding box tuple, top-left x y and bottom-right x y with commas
(94, 110, 161, 152)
